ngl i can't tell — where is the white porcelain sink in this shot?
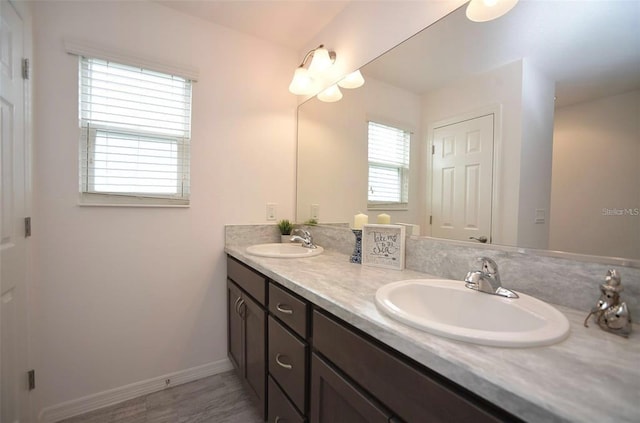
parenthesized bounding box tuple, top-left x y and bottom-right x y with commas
(246, 243, 324, 258)
(375, 279, 570, 347)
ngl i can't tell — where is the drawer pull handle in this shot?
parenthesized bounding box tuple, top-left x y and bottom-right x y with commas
(234, 297, 242, 314)
(274, 417, 283, 423)
(276, 303, 294, 315)
(275, 353, 293, 370)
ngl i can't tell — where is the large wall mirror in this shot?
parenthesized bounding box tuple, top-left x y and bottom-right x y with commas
(297, 1, 640, 260)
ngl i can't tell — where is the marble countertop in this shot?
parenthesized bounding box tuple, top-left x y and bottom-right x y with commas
(225, 245, 639, 423)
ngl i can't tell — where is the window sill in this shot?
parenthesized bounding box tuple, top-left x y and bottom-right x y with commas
(78, 193, 189, 208)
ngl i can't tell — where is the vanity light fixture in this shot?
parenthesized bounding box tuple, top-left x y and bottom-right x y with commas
(317, 84, 343, 103)
(337, 70, 365, 89)
(288, 44, 337, 95)
(466, 0, 519, 22)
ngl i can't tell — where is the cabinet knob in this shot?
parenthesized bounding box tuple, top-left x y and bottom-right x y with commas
(275, 353, 293, 370)
(276, 303, 294, 315)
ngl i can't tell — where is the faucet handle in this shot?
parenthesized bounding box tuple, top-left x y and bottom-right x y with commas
(476, 257, 498, 274)
(294, 228, 310, 237)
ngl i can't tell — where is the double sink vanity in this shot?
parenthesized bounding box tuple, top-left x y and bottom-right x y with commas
(225, 225, 638, 423)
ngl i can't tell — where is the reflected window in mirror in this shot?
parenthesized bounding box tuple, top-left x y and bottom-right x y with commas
(367, 121, 411, 210)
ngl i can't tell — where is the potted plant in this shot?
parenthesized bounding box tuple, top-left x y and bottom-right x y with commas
(277, 219, 294, 243)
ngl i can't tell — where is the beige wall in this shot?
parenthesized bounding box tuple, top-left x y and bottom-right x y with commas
(33, 0, 297, 416)
(550, 90, 640, 259)
(297, 78, 422, 226)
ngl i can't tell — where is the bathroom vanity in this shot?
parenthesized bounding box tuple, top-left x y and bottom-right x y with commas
(227, 255, 516, 422)
(225, 241, 639, 423)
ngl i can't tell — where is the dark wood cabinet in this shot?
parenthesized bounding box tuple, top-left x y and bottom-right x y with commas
(268, 316, 308, 412)
(310, 353, 392, 423)
(267, 282, 310, 422)
(227, 257, 268, 420)
(312, 310, 519, 423)
(268, 376, 305, 423)
(227, 255, 519, 423)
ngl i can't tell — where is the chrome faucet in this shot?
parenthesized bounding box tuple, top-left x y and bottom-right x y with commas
(290, 228, 317, 249)
(464, 257, 519, 299)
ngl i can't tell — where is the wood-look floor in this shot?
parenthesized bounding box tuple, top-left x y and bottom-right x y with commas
(59, 370, 263, 423)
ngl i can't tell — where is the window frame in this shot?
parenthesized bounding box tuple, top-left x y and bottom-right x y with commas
(366, 120, 412, 211)
(74, 52, 194, 207)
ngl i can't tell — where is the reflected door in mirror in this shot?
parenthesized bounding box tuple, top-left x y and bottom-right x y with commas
(431, 114, 494, 242)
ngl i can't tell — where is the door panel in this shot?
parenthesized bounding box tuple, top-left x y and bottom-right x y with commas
(432, 114, 494, 242)
(1, 1, 29, 421)
(243, 293, 266, 417)
(227, 280, 243, 372)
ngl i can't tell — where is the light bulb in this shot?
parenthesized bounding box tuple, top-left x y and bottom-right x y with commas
(308, 46, 333, 77)
(317, 84, 343, 103)
(338, 70, 365, 89)
(288, 67, 316, 95)
(466, 0, 519, 22)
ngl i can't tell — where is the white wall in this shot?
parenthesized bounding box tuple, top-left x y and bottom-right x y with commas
(550, 90, 640, 259)
(517, 60, 555, 250)
(32, 0, 297, 416)
(422, 60, 524, 244)
(297, 77, 422, 225)
(299, 0, 466, 93)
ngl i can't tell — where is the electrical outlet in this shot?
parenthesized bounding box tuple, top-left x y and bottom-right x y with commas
(311, 204, 320, 220)
(266, 203, 277, 221)
(534, 208, 545, 224)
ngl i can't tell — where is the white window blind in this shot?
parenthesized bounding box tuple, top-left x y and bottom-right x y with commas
(367, 121, 411, 206)
(79, 57, 192, 204)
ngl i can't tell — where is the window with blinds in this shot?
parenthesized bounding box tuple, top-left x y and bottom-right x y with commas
(79, 57, 192, 205)
(367, 121, 411, 208)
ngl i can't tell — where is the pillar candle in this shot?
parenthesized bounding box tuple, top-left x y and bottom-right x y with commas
(377, 213, 391, 224)
(353, 213, 368, 229)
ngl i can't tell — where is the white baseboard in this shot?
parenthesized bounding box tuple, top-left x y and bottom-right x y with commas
(38, 358, 233, 423)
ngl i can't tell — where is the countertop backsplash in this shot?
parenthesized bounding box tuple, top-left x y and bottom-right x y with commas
(225, 224, 640, 318)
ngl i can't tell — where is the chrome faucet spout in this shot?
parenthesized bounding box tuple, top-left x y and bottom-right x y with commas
(464, 257, 518, 299)
(290, 228, 317, 249)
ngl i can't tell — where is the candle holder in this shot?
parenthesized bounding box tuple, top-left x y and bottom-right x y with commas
(350, 229, 362, 264)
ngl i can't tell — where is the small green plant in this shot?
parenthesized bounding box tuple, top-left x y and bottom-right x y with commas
(304, 218, 318, 226)
(277, 219, 294, 235)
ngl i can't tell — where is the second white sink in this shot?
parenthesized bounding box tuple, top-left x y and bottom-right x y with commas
(375, 279, 570, 347)
(246, 243, 324, 258)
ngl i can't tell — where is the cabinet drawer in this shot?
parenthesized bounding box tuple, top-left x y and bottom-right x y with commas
(310, 353, 392, 423)
(269, 316, 308, 413)
(227, 256, 267, 305)
(268, 376, 305, 423)
(269, 282, 309, 338)
(313, 310, 512, 423)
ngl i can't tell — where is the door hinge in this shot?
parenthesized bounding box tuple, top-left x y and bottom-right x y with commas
(432, 145, 435, 155)
(429, 215, 433, 225)
(22, 58, 30, 80)
(28, 369, 35, 390)
(25, 217, 31, 237)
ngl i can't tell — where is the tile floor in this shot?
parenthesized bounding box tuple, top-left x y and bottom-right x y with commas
(58, 370, 263, 423)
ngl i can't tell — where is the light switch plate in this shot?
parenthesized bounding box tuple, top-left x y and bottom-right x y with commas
(311, 204, 320, 220)
(266, 203, 277, 221)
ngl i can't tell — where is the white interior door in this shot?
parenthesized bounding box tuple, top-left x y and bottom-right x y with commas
(431, 114, 494, 243)
(1, 1, 30, 421)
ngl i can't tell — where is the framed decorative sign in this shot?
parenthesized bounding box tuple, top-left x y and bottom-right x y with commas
(361, 224, 406, 270)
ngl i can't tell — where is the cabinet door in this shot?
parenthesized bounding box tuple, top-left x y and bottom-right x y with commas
(310, 353, 392, 423)
(242, 292, 267, 418)
(227, 279, 243, 372)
